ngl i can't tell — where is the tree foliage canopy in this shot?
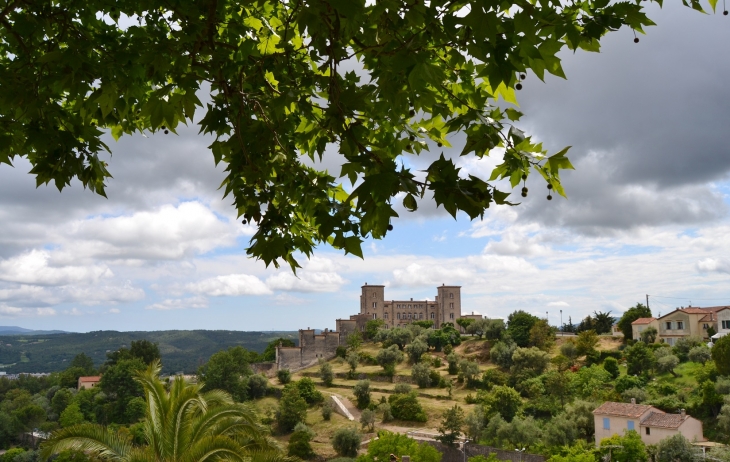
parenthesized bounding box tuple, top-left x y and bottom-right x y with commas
(617, 303, 652, 340)
(0, 0, 686, 269)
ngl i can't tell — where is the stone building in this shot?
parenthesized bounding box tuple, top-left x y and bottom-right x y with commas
(357, 283, 463, 329)
(274, 283, 464, 373)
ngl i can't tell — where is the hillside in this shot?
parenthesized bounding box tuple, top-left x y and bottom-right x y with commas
(0, 330, 297, 374)
(0, 326, 69, 335)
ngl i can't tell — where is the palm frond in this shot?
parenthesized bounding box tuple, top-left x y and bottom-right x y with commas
(189, 407, 260, 444)
(40, 423, 133, 462)
(182, 435, 250, 462)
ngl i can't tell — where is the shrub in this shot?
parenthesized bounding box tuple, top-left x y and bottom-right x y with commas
(406, 339, 429, 363)
(622, 387, 648, 403)
(331, 427, 362, 458)
(436, 404, 465, 446)
(447, 352, 459, 375)
(673, 336, 703, 362)
(388, 392, 428, 422)
(276, 384, 308, 433)
(360, 408, 376, 432)
(481, 369, 507, 390)
(688, 345, 712, 364)
(376, 345, 404, 377)
(296, 377, 324, 404)
(247, 374, 268, 399)
(412, 362, 433, 388)
(626, 342, 655, 376)
(2, 449, 26, 462)
(379, 402, 394, 422)
(432, 356, 442, 368)
(482, 385, 521, 422)
(335, 346, 348, 358)
(656, 433, 694, 462)
(430, 369, 443, 388)
(353, 380, 371, 409)
(510, 347, 550, 381)
(288, 423, 316, 459)
(560, 341, 578, 360)
(459, 359, 481, 387)
(490, 341, 516, 369)
(320, 361, 334, 387)
(322, 401, 333, 420)
(277, 369, 292, 384)
(615, 374, 646, 393)
(603, 357, 620, 379)
(393, 383, 412, 395)
(362, 431, 441, 462)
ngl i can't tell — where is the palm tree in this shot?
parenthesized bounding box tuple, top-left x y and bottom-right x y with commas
(41, 361, 292, 462)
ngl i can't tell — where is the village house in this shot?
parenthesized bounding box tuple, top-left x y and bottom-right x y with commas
(632, 317, 658, 341)
(77, 376, 101, 390)
(593, 401, 704, 446)
(656, 306, 728, 345)
(713, 306, 730, 342)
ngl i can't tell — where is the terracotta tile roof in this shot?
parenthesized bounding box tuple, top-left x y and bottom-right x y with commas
(641, 412, 687, 429)
(593, 402, 654, 418)
(78, 376, 101, 382)
(632, 317, 656, 325)
(658, 306, 728, 320)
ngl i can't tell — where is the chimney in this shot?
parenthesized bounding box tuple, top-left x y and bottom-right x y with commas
(681, 409, 686, 417)
(631, 398, 636, 404)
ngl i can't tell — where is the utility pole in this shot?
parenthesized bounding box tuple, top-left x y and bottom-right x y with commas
(560, 309, 563, 336)
(646, 294, 650, 310)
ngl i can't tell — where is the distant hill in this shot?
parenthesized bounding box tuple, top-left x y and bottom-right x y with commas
(0, 330, 298, 374)
(0, 326, 69, 335)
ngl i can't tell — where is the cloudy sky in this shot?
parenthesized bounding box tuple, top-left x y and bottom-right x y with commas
(1, 2, 729, 332)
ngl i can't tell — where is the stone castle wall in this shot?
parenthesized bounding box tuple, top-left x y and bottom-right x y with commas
(275, 328, 342, 373)
(274, 284, 463, 374)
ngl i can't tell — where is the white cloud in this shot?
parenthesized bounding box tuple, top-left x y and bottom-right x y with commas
(187, 274, 271, 296)
(391, 263, 476, 287)
(0, 250, 112, 286)
(266, 271, 346, 293)
(0, 304, 57, 317)
(146, 296, 209, 310)
(63, 308, 83, 316)
(69, 202, 237, 260)
(109, 308, 121, 314)
(548, 301, 570, 307)
(697, 258, 730, 274)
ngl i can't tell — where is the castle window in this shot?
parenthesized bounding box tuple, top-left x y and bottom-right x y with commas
(384, 312, 388, 319)
(449, 303, 454, 309)
(373, 302, 377, 308)
(420, 313, 423, 319)
(408, 313, 412, 319)
(450, 313, 454, 319)
(431, 312, 435, 319)
(409, 304, 412, 309)
(373, 313, 377, 319)
(450, 293, 453, 299)
(397, 313, 401, 319)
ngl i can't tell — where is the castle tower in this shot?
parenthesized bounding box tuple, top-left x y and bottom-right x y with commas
(436, 285, 462, 327)
(361, 283, 385, 321)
